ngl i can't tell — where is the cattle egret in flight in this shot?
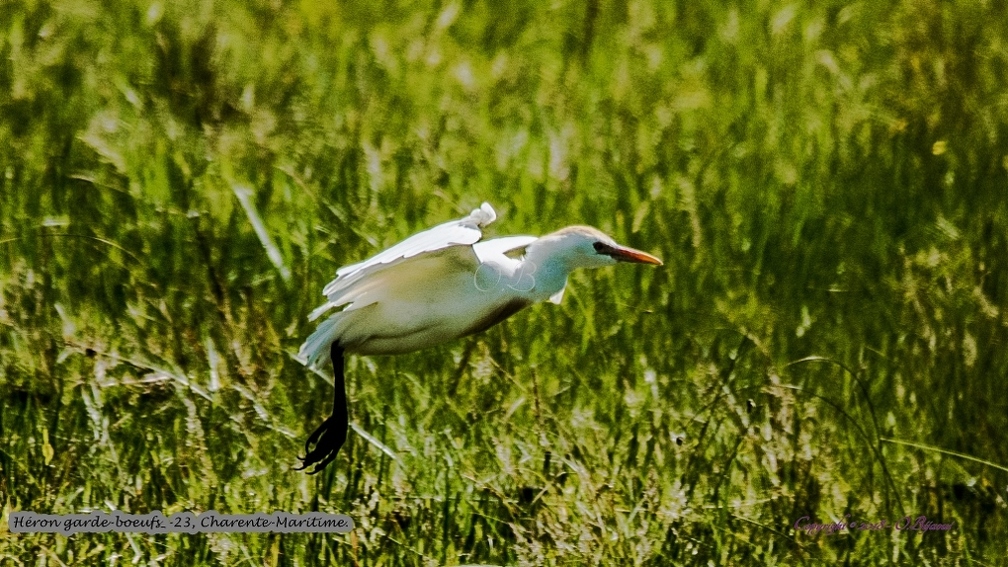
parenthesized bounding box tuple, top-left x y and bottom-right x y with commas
(296, 202, 662, 473)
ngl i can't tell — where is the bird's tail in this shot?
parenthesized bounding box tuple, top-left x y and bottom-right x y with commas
(297, 315, 341, 370)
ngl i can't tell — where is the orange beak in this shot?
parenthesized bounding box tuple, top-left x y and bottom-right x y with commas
(603, 243, 663, 265)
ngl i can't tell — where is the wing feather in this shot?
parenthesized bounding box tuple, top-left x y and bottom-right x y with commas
(312, 202, 498, 321)
(471, 235, 538, 264)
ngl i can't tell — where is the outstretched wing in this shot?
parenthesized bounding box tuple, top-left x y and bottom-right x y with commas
(471, 235, 538, 264)
(310, 202, 498, 321)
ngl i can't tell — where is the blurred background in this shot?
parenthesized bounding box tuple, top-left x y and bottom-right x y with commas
(1, 0, 1006, 563)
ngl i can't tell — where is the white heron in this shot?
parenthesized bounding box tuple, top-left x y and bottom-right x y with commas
(296, 202, 662, 473)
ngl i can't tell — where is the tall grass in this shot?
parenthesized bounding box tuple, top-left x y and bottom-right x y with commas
(2, 0, 1006, 564)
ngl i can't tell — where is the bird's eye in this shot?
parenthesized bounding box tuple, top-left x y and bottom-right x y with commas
(593, 242, 606, 253)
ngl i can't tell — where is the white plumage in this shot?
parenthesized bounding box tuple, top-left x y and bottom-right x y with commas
(299, 203, 532, 365)
(294, 201, 661, 473)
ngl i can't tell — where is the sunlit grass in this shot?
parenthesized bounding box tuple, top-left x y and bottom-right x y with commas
(2, 0, 1006, 564)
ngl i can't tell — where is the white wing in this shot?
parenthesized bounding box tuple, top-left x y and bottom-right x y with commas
(472, 235, 538, 264)
(310, 202, 498, 321)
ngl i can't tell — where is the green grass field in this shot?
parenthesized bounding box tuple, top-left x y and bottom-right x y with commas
(2, 0, 1006, 564)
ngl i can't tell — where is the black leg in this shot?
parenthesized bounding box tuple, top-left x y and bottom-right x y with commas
(296, 342, 348, 474)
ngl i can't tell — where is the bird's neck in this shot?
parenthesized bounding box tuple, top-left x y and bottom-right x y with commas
(521, 243, 572, 301)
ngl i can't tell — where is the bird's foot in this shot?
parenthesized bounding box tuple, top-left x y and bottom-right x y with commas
(296, 414, 348, 474)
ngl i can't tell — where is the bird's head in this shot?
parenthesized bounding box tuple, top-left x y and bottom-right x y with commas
(533, 226, 663, 270)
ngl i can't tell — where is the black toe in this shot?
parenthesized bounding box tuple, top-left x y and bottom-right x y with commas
(296, 414, 348, 474)
(296, 342, 348, 474)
